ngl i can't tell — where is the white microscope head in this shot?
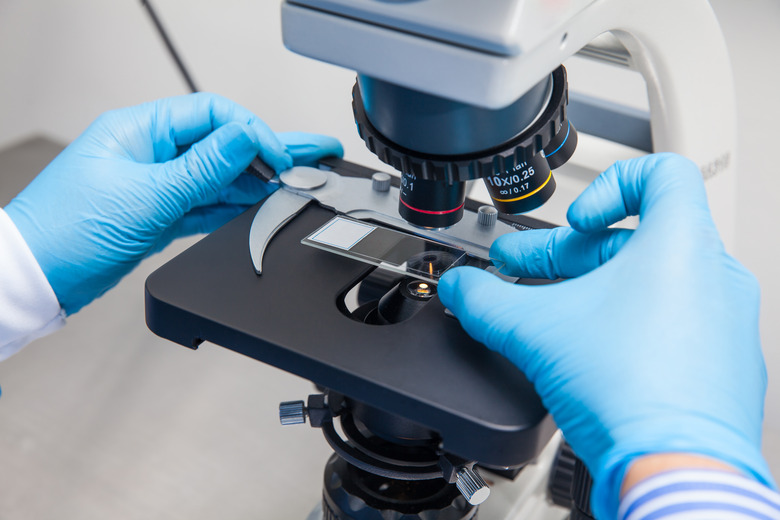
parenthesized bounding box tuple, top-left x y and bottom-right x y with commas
(281, 0, 738, 246)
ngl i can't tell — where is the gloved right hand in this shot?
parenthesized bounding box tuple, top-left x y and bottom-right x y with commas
(4, 93, 342, 315)
(438, 154, 774, 519)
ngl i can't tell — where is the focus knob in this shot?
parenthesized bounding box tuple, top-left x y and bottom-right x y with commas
(477, 205, 498, 227)
(279, 400, 307, 425)
(455, 467, 491, 506)
(371, 172, 392, 192)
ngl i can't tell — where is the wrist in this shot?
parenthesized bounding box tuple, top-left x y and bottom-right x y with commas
(587, 414, 776, 520)
(618, 467, 780, 520)
(621, 453, 737, 497)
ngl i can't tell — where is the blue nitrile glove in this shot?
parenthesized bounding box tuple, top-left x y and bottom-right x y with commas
(438, 153, 773, 519)
(4, 93, 342, 315)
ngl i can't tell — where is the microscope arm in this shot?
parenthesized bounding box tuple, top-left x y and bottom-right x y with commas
(579, 0, 737, 247)
(283, 0, 736, 246)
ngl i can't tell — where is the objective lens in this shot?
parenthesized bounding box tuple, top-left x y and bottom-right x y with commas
(398, 173, 466, 229)
(352, 66, 576, 227)
(483, 153, 556, 214)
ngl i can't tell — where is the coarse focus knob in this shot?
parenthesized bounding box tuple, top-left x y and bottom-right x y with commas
(279, 400, 307, 425)
(455, 467, 491, 505)
(549, 441, 578, 509)
(477, 205, 498, 227)
(371, 172, 392, 192)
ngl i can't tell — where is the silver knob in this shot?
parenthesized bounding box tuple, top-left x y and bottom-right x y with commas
(455, 467, 490, 505)
(371, 172, 392, 192)
(477, 205, 498, 227)
(279, 166, 327, 191)
(279, 400, 307, 425)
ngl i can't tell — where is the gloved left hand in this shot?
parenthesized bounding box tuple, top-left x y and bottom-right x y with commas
(4, 93, 342, 315)
(438, 154, 773, 519)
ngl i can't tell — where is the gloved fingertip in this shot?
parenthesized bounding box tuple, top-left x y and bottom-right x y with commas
(567, 194, 605, 233)
(224, 121, 261, 153)
(246, 125, 292, 173)
(276, 132, 344, 166)
(437, 269, 461, 305)
(438, 266, 493, 311)
(565, 203, 583, 230)
(323, 137, 344, 158)
(195, 122, 261, 172)
(233, 119, 262, 145)
(492, 259, 509, 275)
(262, 149, 293, 173)
(489, 234, 515, 261)
(489, 248, 513, 276)
(210, 123, 268, 184)
(282, 151, 294, 170)
(566, 164, 630, 233)
(608, 228, 633, 256)
(164, 122, 266, 213)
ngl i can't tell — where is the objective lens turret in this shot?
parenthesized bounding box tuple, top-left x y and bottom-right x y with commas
(352, 66, 577, 227)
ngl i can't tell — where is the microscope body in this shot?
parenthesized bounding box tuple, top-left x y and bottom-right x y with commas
(282, 0, 737, 246)
(276, 2, 737, 517)
(147, 3, 737, 518)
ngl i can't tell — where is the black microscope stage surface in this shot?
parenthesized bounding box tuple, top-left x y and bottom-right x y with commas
(145, 159, 556, 469)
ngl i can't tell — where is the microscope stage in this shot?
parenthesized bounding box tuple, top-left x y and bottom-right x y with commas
(145, 161, 556, 468)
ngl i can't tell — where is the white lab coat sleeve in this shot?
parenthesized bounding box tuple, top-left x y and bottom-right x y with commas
(0, 208, 66, 361)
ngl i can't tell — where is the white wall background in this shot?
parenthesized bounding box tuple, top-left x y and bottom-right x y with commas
(0, 0, 779, 514)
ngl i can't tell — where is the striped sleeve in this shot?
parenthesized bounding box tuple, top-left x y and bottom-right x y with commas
(618, 469, 780, 520)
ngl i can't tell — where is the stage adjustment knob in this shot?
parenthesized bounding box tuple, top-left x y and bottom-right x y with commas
(455, 467, 491, 505)
(477, 205, 498, 227)
(279, 400, 307, 425)
(372, 172, 392, 192)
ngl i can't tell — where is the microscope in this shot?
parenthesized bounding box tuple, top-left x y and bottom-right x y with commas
(145, 1, 737, 518)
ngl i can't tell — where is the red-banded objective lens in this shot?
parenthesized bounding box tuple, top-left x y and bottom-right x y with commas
(398, 172, 466, 229)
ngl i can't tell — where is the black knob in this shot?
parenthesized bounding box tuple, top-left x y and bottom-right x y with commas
(549, 441, 595, 519)
(549, 441, 578, 510)
(572, 457, 595, 519)
(323, 455, 476, 520)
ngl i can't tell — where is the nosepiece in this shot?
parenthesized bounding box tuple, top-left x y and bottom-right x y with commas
(352, 66, 577, 227)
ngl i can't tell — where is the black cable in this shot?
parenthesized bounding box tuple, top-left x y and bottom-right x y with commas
(140, 0, 200, 93)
